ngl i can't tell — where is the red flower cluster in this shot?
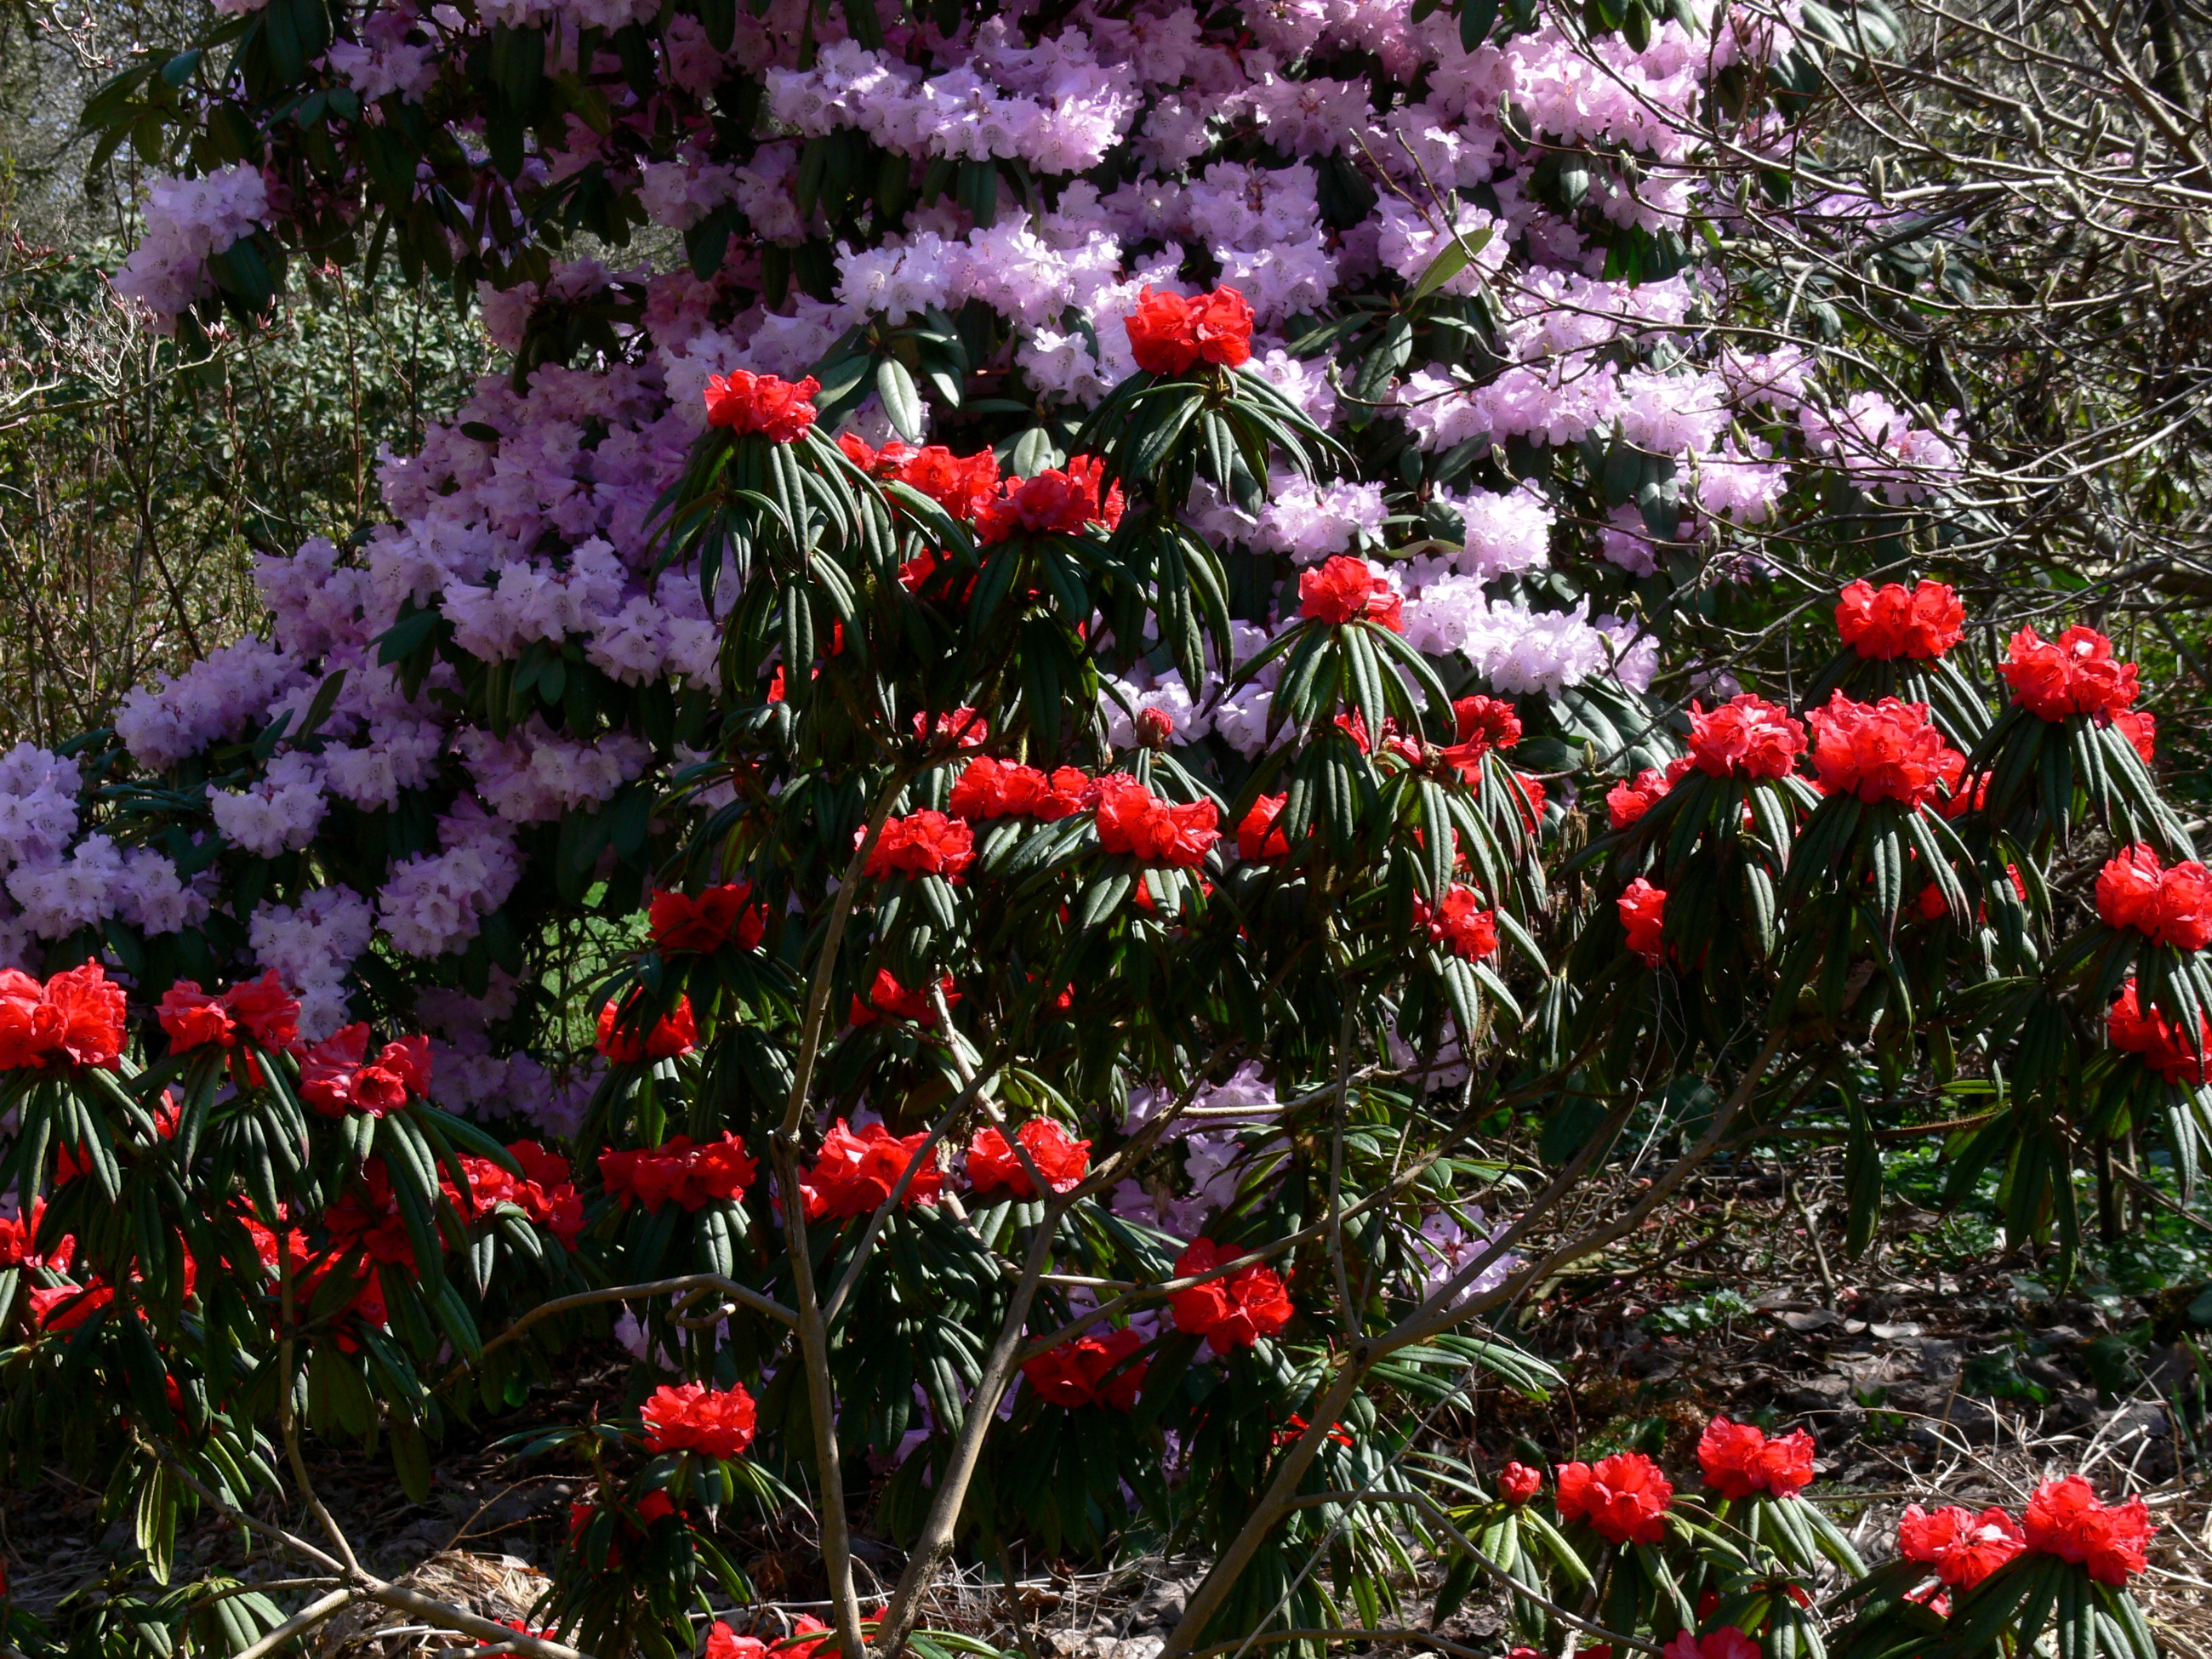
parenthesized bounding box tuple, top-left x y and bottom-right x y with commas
(0, 963, 125, 1071)
(2107, 981, 2212, 1085)
(1555, 1451, 1674, 1544)
(1170, 1239, 1294, 1354)
(1413, 886, 1499, 962)
(0, 1200, 70, 1272)
(1124, 285, 1256, 375)
(1499, 1462, 1543, 1505)
(705, 1622, 769, 1659)
(976, 456, 1124, 544)
(848, 968, 958, 1028)
(1834, 579, 1965, 660)
(914, 708, 991, 750)
(1022, 1327, 1149, 1411)
(1620, 879, 1667, 965)
(1897, 1504, 2025, 1588)
(2117, 709, 2157, 764)
(324, 1160, 418, 1267)
(566, 1488, 677, 1568)
(596, 992, 698, 1063)
(1297, 556, 1404, 631)
(1915, 862, 2026, 922)
(642, 1381, 758, 1459)
(651, 883, 767, 955)
(837, 436, 1002, 520)
(1510, 772, 1547, 833)
(948, 756, 1096, 821)
(1094, 777, 1221, 867)
(801, 1119, 944, 1218)
(1805, 693, 1966, 809)
(966, 1118, 1091, 1199)
(600, 1132, 759, 1212)
(1237, 794, 1290, 861)
(2095, 844, 2212, 950)
(157, 970, 300, 1055)
(456, 1142, 584, 1243)
(865, 810, 976, 881)
(2022, 1475, 2154, 1585)
(1605, 759, 1692, 831)
(2001, 625, 2141, 722)
(1662, 1631, 1759, 1659)
(1440, 694, 1521, 778)
(1686, 695, 1806, 778)
(1696, 1415, 1816, 1499)
(703, 371, 819, 442)
(299, 1024, 432, 1117)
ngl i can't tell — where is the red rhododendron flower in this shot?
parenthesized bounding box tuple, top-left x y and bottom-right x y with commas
(0, 1200, 70, 1272)
(1237, 794, 1291, 861)
(459, 1140, 584, 1242)
(1917, 863, 2025, 921)
(2116, 709, 2157, 764)
(1454, 693, 1523, 754)
(966, 1118, 1091, 1198)
(947, 757, 1095, 821)
(1686, 694, 1806, 778)
(848, 968, 960, 1028)
(1835, 579, 1965, 660)
(1605, 760, 1692, 831)
(31, 1280, 113, 1333)
(1511, 772, 1547, 832)
(778, 1616, 835, 1659)
(1170, 1239, 1294, 1354)
(642, 1381, 757, 1458)
(1696, 1415, 1816, 1499)
(706, 1622, 770, 1659)
(1662, 1630, 1759, 1659)
(1897, 1504, 2027, 1588)
(300, 1024, 434, 1116)
(0, 963, 128, 1071)
(2095, 845, 2212, 950)
(596, 994, 698, 1063)
(2107, 981, 2212, 1085)
(2022, 1476, 2152, 1585)
(1093, 777, 1221, 867)
(1414, 886, 1499, 962)
(976, 457, 1125, 544)
(703, 372, 819, 441)
(1499, 1462, 1543, 1504)
(1125, 285, 1255, 374)
(1555, 1451, 1674, 1544)
(801, 1119, 944, 1218)
(865, 810, 976, 881)
(1619, 878, 1667, 965)
(847, 442, 1004, 520)
(1805, 693, 1966, 809)
(914, 708, 990, 750)
(1937, 775, 1988, 819)
(600, 1132, 759, 1212)
(324, 1160, 418, 1266)
(1021, 1327, 1149, 1411)
(2001, 626, 2141, 721)
(157, 981, 235, 1052)
(1298, 556, 1404, 631)
(651, 883, 767, 955)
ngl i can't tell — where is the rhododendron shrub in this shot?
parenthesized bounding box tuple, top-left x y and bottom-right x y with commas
(0, 0, 2195, 1654)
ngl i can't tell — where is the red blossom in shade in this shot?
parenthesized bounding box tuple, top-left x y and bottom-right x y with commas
(1662, 1630, 1760, 1659)
(299, 1024, 433, 1116)
(650, 883, 767, 955)
(966, 1118, 1091, 1198)
(1125, 285, 1256, 374)
(1093, 777, 1221, 866)
(1834, 579, 1965, 660)
(848, 969, 960, 1028)
(1687, 694, 1806, 778)
(157, 982, 234, 1052)
(778, 1617, 835, 1659)
(1936, 775, 1987, 819)
(1917, 863, 2026, 921)
(599, 1132, 760, 1212)
(2095, 845, 2212, 950)
(323, 1160, 419, 1267)
(2116, 710, 2157, 764)
(1237, 794, 1291, 861)
(641, 1381, 758, 1458)
(2022, 1476, 2153, 1585)
(2000, 626, 2141, 722)
(1170, 1239, 1294, 1354)
(1298, 556, 1404, 631)
(1805, 693, 1966, 809)
(221, 971, 301, 1049)
(1554, 1451, 1674, 1544)
(864, 811, 977, 881)
(458, 1141, 584, 1243)
(915, 708, 991, 750)
(706, 1622, 770, 1659)
(1896, 1504, 2027, 1588)
(703, 372, 819, 441)
(1021, 1327, 1149, 1411)
(1413, 885, 1499, 962)
(1499, 1462, 1544, 1505)
(595, 994, 698, 1063)
(2107, 981, 2212, 1085)
(976, 457, 1125, 544)
(1619, 878, 1668, 965)
(948, 757, 1096, 821)
(1696, 1415, 1817, 1499)
(800, 1119, 944, 1218)
(30, 1281, 113, 1332)
(1606, 760, 1692, 831)
(0, 1200, 70, 1272)
(1511, 772, 1547, 832)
